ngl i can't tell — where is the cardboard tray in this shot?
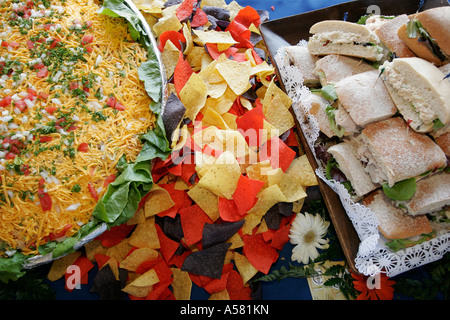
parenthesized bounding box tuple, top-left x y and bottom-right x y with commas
(260, 0, 449, 273)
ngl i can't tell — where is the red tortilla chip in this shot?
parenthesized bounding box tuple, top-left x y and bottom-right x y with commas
(135, 258, 160, 274)
(283, 129, 299, 147)
(179, 204, 213, 246)
(252, 49, 264, 65)
(64, 255, 94, 292)
(155, 224, 180, 263)
(269, 220, 291, 250)
(259, 135, 296, 172)
(169, 249, 189, 268)
(235, 104, 265, 147)
(191, 8, 208, 27)
(94, 253, 111, 269)
(234, 6, 261, 28)
(232, 175, 265, 215)
(175, 0, 197, 21)
(242, 233, 278, 274)
(202, 263, 233, 294)
(225, 20, 253, 49)
(158, 30, 186, 51)
(218, 197, 244, 222)
(96, 223, 134, 248)
(226, 269, 252, 300)
(174, 51, 194, 95)
(205, 43, 239, 60)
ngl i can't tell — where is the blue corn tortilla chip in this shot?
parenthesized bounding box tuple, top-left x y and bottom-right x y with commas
(162, 92, 186, 144)
(202, 220, 244, 249)
(181, 242, 231, 279)
(90, 264, 127, 300)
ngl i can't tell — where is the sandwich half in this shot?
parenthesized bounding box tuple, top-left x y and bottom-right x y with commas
(313, 54, 375, 86)
(355, 117, 447, 187)
(327, 141, 378, 197)
(283, 46, 320, 87)
(381, 57, 450, 133)
(397, 7, 450, 66)
(374, 14, 416, 58)
(335, 69, 397, 127)
(404, 172, 450, 216)
(363, 189, 433, 251)
(308, 20, 385, 61)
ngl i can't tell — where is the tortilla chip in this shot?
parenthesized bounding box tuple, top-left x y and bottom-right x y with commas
(171, 267, 192, 300)
(128, 217, 161, 249)
(263, 94, 295, 135)
(144, 184, 176, 217)
(197, 151, 241, 199)
(216, 59, 252, 96)
(119, 248, 159, 272)
(179, 72, 208, 121)
(47, 251, 82, 281)
(233, 251, 258, 285)
(187, 184, 220, 221)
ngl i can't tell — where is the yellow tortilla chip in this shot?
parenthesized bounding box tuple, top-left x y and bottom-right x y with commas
(180, 72, 207, 121)
(262, 79, 293, 110)
(209, 290, 230, 300)
(234, 252, 258, 285)
(201, 107, 230, 130)
(127, 207, 146, 225)
(47, 251, 82, 281)
(119, 248, 159, 272)
(216, 59, 252, 96)
(187, 184, 220, 221)
(152, 14, 182, 37)
(197, 151, 241, 199)
(263, 93, 295, 135)
(278, 156, 315, 202)
(84, 239, 107, 261)
(106, 239, 133, 262)
(203, 86, 237, 115)
(122, 269, 159, 297)
(128, 217, 161, 249)
(144, 184, 175, 217)
(193, 30, 238, 47)
(171, 268, 192, 300)
(293, 154, 318, 186)
(222, 112, 237, 130)
(247, 184, 287, 216)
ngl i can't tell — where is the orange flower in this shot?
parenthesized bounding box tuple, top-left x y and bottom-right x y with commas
(351, 271, 395, 300)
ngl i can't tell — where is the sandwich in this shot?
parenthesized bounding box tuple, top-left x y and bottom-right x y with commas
(404, 172, 450, 216)
(397, 7, 450, 66)
(327, 141, 378, 197)
(283, 46, 320, 87)
(434, 131, 450, 157)
(374, 14, 416, 59)
(381, 57, 450, 133)
(307, 20, 385, 61)
(355, 117, 447, 188)
(305, 92, 358, 138)
(363, 189, 434, 251)
(334, 69, 397, 127)
(313, 54, 375, 86)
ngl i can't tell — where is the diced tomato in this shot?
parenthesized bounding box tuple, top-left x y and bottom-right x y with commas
(66, 125, 78, 132)
(81, 34, 94, 45)
(0, 96, 12, 108)
(27, 87, 37, 97)
(43, 24, 53, 30)
(14, 100, 27, 112)
(21, 164, 30, 176)
(114, 102, 125, 111)
(49, 38, 60, 49)
(39, 178, 45, 188)
(10, 145, 20, 154)
(85, 46, 93, 53)
(27, 40, 35, 49)
(106, 96, 116, 108)
(36, 67, 48, 78)
(44, 105, 57, 114)
(37, 188, 52, 211)
(1, 41, 9, 47)
(38, 92, 49, 100)
(5, 152, 16, 160)
(103, 174, 116, 187)
(33, 62, 45, 70)
(88, 182, 98, 201)
(26, 0, 34, 9)
(77, 142, 89, 152)
(39, 136, 53, 142)
(8, 41, 19, 49)
(69, 82, 78, 90)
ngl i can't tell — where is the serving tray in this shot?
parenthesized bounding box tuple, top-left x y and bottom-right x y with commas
(260, 0, 449, 275)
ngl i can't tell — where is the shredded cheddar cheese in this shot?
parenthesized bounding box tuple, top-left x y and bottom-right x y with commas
(0, 0, 156, 255)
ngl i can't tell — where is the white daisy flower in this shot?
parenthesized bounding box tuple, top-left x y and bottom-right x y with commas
(289, 212, 330, 264)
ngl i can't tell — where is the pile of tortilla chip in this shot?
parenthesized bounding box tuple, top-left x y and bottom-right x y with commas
(46, 0, 318, 300)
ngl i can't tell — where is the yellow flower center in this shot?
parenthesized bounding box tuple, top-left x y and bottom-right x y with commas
(304, 230, 316, 244)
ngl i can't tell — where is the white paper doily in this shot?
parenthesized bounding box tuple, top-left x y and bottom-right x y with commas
(275, 43, 450, 277)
